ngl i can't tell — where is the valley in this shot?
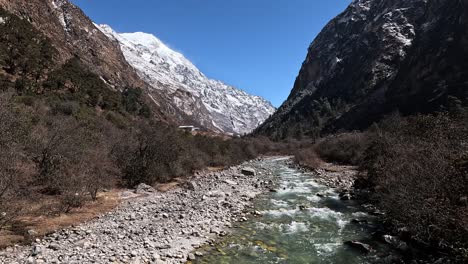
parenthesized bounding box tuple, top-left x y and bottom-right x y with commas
(0, 158, 397, 264)
(0, 0, 467, 263)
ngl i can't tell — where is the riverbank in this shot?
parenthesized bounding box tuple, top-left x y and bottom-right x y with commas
(192, 156, 395, 263)
(290, 159, 463, 264)
(0, 158, 277, 264)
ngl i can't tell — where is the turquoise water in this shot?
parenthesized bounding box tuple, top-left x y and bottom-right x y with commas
(194, 157, 389, 264)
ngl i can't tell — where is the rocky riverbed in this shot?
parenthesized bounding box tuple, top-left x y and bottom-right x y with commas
(0, 158, 277, 264)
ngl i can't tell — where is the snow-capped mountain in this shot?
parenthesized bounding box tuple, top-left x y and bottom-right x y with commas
(97, 24, 275, 135)
(256, 0, 468, 138)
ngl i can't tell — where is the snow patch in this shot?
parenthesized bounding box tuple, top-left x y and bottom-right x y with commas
(382, 22, 414, 47)
(96, 24, 275, 134)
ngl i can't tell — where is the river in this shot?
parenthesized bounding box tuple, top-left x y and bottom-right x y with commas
(194, 157, 392, 264)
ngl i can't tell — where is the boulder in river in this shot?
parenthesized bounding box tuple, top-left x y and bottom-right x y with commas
(383, 235, 409, 252)
(344, 241, 373, 254)
(241, 167, 256, 176)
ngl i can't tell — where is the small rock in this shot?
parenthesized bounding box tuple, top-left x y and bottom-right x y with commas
(185, 181, 197, 191)
(27, 256, 35, 264)
(224, 179, 237, 185)
(350, 219, 368, 225)
(156, 244, 171, 249)
(344, 241, 373, 254)
(27, 229, 38, 237)
(383, 235, 409, 251)
(241, 167, 256, 176)
(135, 183, 156, 194)
(31, 245, 43, 256)
(48, 243, 60, 251)
(187, 253, 196, 260)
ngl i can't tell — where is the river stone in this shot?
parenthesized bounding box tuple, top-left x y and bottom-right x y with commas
(31, 245, 43, 256)
(224, 179, 237, 185)
(187, 253, 196, 260)
(344, 241, 373, 254)
(383, 235, 409, 251)
(185, 181, 197, 191)
(241, 167, 256, 176)
(0, 157, 279, 264)
(135, 183, 156, 194)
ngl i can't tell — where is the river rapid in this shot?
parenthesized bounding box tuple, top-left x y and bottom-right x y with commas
(194, 157, 392, 264)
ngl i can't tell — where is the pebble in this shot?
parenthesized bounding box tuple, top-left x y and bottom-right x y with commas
(0, 159, 276, 264)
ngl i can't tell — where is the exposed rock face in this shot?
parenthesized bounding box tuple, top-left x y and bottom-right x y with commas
(0, 0, 275, 131)
(0, 0, 143, 89)
(97, 25, 276, 135)
(257, 0, 468, 138)
(0, 0, 208, 124)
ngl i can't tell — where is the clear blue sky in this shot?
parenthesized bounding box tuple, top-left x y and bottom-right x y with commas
(71, 0, 351, 107)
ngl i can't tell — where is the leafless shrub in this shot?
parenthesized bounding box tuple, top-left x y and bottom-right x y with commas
(314, 132, 369, 165)
(362, 111, 468, 256)
(0, 94, 32, 229)
(294, 147, 322, 169)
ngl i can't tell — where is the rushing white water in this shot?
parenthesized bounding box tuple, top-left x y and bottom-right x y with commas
(195, 157, 392, 264)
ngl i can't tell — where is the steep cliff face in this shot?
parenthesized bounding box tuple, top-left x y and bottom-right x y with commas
(257, 0, 468, 139)
(0, 0, 145, 89)
(97, 25, 276, 135)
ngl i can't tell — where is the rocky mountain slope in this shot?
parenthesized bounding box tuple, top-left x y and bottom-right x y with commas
(0, 0, 181, 121)
(0, 0, 144, 90)
(97, 25, 276, 135)
(256, 0, 468, 139)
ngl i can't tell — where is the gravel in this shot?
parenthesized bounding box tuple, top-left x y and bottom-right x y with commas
(0, 159, 275, 264)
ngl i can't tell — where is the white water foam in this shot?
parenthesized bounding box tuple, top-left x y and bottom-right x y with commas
(261, 208, 299, 218)
(314, 242, 342, 257)
(270, 199, 289, 208)
(309, 207, 344, 222)
(306, 195, 322, 203)
(285, 221, 309, 234)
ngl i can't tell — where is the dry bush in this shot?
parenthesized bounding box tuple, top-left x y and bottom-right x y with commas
(0, 94, 33, 229)
(314, 132, 369, 165)
(31, 117, 86, 195)
(294, 147, 322, 169)
(113, 123, 277, 187)
(27, 114, 120, 212)
(80, 147, 116, 201)
(362, 111, 468, 257)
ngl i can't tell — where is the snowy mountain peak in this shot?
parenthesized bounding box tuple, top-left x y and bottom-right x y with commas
(96, 24, 275, 134)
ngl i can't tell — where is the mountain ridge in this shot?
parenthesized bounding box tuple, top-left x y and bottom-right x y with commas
(256, 0, 468, 139)
(97, 24, 276, 134)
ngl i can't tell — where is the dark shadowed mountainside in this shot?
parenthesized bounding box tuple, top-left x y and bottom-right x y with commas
(256, 0, 468, 139)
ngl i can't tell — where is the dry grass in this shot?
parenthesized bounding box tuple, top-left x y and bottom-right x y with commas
(0, 190, 121, 248)
(321, 163, 357, 173)
(156, 181, 181, 192)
